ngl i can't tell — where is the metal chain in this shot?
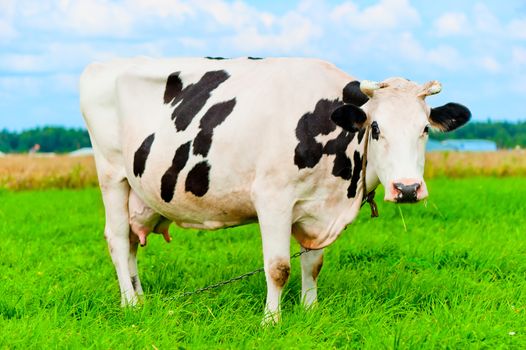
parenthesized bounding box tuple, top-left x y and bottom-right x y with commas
(162, 249, 311, 301)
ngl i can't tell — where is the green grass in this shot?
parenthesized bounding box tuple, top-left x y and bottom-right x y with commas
(1, 178, 526, 348)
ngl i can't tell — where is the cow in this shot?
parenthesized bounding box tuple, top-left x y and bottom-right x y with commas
(79, 57, 470, 324)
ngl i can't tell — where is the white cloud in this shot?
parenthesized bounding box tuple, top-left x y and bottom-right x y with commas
(0, 44, 96, 73)
(0, 76, 43, 96)
(331, 0, 420, 31)
(14, 0, 192, 37)
(195, 0, 274, 30)
(2, 2, 525, 85)
(130, 0, 194, 19)
(433, 12, 468, 37)
(228, 12, 321, 54)
(512, 81, 526, 96)
(398, 34, 463, 71)
(478, 56, 501, 74)
(0, 41, 166, 76)
(10, 0, 132, 36)
(508, 18, 526, 40)
(512, 46, 526, 65)
(0, 54, 43, 72)
(0, 73, 84, 103)
(326, 0, 454, 70)
(59, 0, 134, 36)
(0, 19, 17, 42)
(0, 0, 17, 42)
(397, 31, 425, 59)
(53, 73, 79, 92)
(0, 0, 16, 19)
(177, 37, 206, 50)
(427, 45, 463, 70)
(473, 3, 501, 34)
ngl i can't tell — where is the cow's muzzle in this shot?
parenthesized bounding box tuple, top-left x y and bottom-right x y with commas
(386, 179, 428, 203)
(393, 182, 420, 203)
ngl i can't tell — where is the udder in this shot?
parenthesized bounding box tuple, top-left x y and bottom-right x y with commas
(129, 189, 172, 246)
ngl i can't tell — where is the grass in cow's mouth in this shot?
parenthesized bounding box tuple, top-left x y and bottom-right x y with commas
(1, 177, 525, 348)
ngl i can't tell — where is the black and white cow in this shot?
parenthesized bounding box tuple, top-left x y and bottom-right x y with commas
(80, 57, 470, 323)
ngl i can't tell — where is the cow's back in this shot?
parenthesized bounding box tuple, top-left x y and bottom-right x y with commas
(81, 57, 353, 227)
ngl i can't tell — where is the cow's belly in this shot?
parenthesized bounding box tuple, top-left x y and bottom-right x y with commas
(126, 148, 258, 229)
(131, 183, 257, 229)
(162, 189, 258, 229)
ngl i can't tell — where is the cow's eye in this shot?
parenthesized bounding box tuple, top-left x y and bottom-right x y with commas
(371, 121, 380, 140)
(423, 125, 430, 134)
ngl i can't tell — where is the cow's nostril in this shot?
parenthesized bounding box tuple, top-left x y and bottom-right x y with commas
(393, 182, 420, 203)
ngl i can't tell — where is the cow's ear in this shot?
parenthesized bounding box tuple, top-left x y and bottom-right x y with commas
(343, 80, 369, 106)
(429, 102, 471, 132)
(331, 104, 367, 132)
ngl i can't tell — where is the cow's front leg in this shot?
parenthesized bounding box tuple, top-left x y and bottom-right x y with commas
(128, 234, 144, 297)
(101, 182, 137, 306)
(257, 205, 292, 325)
(300, 247, 324, 308)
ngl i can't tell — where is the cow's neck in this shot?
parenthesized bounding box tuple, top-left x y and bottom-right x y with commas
(364, 161, 380, 195)
(361, 125, 380, 217)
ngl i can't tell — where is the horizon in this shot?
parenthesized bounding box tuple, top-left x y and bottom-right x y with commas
(1, 0, 526, 131)
(2, 118, 526, 134)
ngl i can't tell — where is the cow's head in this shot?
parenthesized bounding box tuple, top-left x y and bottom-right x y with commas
(331, 78, 470, 203)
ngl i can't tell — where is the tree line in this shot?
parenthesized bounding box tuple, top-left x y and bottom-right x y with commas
(0, 126, 91, 153)
(430, 120, 526, 149)
(0, 121, 525, 153)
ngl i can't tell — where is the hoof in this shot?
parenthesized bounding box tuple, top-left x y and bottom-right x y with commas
(261, 310, 280, 326)
(120, 294, 139, 307)
(302, 299, 318, 311)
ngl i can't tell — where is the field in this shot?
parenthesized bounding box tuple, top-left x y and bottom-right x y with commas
(1, 150, 526, 190)
(1, 178, 526, 348)
(0, 155, 97, 190)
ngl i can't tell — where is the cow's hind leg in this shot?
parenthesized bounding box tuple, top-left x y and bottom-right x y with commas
(255, 197, 292, 325)
(300, 247, 324, 308)
(100, 176, 137, 306)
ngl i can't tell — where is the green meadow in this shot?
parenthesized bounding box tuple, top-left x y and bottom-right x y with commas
(1, 178, 526, 348)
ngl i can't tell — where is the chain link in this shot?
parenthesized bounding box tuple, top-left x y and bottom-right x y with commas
(162, 249, 311, 302)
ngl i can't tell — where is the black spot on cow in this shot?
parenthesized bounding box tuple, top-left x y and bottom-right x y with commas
(294, 97, 368, 198)
(133, 133, 155, 177)
(247, 56, 263, 60)
(193, 98, 236, 157)
(323, 130, 354, 154)
(294, 99, 343, 169)
(160, 142, 191, 203)
(342, 81, 369, 107)
(163, 72, 183, 104)
(163, 70, 230, 132)
(205, 56, 227, 60)
(330, 104, 367, 133)
(185, 161, 211, 197)
(324, 131, 355, 180)
(347, 151, 363, 198)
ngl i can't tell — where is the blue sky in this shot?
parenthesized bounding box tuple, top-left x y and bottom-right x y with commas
(1, 0, 525, 130)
